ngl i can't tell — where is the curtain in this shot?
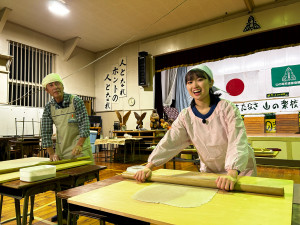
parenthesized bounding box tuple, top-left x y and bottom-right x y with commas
(161, 68, 177, 106)
(175, 67, 191, 112)
(154, 72, 164, 119)
(155, 24, 300, 72)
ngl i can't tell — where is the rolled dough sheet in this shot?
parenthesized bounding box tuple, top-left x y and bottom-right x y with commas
(132, 183, 218, 208)
(0, 157, 50, 171)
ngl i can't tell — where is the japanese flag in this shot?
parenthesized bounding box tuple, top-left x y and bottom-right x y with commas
(223, 71, 261, 102)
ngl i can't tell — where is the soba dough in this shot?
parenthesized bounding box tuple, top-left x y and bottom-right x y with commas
(132, 183, 217, 208)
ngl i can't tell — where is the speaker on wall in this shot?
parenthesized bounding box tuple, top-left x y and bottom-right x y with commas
(138, 51, 150, 87)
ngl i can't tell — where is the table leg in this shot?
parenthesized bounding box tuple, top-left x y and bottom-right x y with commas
(67, 210, 76, 225)
(56, 194, 63, 224)
(124, 144, 127, 163)
(138, 141, 141, 160)
(0, 195, 3, 222)
(132, 141, 135, 162)
(29, 195, 35, 225)
(286, 141, 293, 160)
(21, 195, 29, 225)
(14, 199, 21, 225)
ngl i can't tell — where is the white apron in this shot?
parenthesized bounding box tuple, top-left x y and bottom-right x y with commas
(50, 95, 94, 163)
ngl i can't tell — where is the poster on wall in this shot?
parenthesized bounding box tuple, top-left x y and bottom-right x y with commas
(104, 57, 127, 110)
(271, 64, 300, 88)
(235, 97, 299, 114)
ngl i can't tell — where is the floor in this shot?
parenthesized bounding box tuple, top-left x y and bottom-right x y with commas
(0, 151, 299, 224)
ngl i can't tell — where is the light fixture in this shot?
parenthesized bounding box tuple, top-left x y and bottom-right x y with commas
(48, 0, 70, 16)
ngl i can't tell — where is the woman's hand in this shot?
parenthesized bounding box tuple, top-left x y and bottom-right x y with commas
(215, 169, 238, 191)
(134, 167, 152, 182)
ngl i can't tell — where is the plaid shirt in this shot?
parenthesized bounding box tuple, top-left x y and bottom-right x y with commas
(41, 93, 90, 148)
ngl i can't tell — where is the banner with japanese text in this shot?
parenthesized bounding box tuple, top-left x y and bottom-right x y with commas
(104, 57, 127, 110)
(235, 97, 299, 114)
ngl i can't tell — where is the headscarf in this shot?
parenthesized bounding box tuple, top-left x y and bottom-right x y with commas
(42, 73, 63, 88)
(188, 64, 226, 93)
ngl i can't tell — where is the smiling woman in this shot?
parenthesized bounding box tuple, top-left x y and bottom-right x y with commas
(135, 64, 257, 192)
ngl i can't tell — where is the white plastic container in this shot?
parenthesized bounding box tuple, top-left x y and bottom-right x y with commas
(126, 165, 145, 173)
(20, 165, 56, 182)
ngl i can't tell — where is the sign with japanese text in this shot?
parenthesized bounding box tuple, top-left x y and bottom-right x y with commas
(271, 64, 300, 87)
(235, 97, 299, 114)
(104, 72, 112, 110)
(104, 57, 127, 110)
(266, 92, 289, 98)
(265, 119, 276, 133)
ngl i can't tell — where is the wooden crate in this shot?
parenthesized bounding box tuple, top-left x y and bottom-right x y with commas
(276, 112, 299, 133)
(244, 115, 265, 134)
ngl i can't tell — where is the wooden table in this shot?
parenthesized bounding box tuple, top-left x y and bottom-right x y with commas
(0, 160, 106, 225)
(58, 176, 148, 225)
(8, 136, 41, 159)
(60, 164, 106, 188)
(0, 172, 68, 225)
(95, 138, 142, 163)
(60, 170, 297, 225)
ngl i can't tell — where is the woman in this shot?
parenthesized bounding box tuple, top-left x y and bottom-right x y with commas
(134, 65, 256, 191)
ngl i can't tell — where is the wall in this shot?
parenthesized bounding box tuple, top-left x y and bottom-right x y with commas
(0, 22, 96, 136)
(94, 42, 154, 136)
(1, 2, 299, 138)
(96, 2, 300, 137)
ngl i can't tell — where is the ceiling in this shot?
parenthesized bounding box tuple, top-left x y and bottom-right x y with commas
(0, 0, 295, 53)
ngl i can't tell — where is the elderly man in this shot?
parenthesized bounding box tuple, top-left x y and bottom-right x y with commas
(41, 73, 94, 223)
(41, 73, 94, 162)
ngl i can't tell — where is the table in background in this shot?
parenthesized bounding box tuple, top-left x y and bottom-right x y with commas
(0, 136, 14, 161)
(248, 133, 300, 160)
(8, 136, 41, 159)
(95, 138, 142, 163)
(113, 130, 166, 145)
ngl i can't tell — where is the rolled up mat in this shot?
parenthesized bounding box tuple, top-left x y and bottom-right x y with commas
(122, 171, 284, 196)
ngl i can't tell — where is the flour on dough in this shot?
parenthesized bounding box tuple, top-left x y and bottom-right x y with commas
(132, 183, 217, 208)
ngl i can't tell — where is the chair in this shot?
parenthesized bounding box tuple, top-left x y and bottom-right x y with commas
(8, 117, 41, 159)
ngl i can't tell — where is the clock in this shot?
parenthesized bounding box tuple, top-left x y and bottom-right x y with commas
(128, 97, 135, 106)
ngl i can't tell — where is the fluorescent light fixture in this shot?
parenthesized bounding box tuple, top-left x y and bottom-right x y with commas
(48, 0, 70, 16)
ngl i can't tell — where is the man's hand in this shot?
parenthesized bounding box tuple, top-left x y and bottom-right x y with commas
(215, 170, 238, 191)
(134, 167, 152, 182)
(72, 145, 83, 156)
(50, 154, 60, 161)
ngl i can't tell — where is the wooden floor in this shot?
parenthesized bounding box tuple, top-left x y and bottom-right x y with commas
(1, 153, 300, 224)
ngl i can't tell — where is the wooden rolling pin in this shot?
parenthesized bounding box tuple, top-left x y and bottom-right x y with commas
(122, 172, 284, 196)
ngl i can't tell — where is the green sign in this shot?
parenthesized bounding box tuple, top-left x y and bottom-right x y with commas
(271, 64, 300, 87)
(266, 92, 289, 98)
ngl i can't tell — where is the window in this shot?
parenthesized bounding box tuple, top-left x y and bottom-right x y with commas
(9, 41, 55, 107)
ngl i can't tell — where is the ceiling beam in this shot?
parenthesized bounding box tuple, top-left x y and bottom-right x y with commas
(0, 7, 12, 33)
(243, 0, 255, 12)
(63, 37, 81, 61)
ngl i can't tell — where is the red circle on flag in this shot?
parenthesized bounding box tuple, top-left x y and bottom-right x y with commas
(226, 78, 244, 96)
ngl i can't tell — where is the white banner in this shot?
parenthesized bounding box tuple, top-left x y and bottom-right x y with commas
(104, 57, 127, 110)
(235, 97, 300, 114)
